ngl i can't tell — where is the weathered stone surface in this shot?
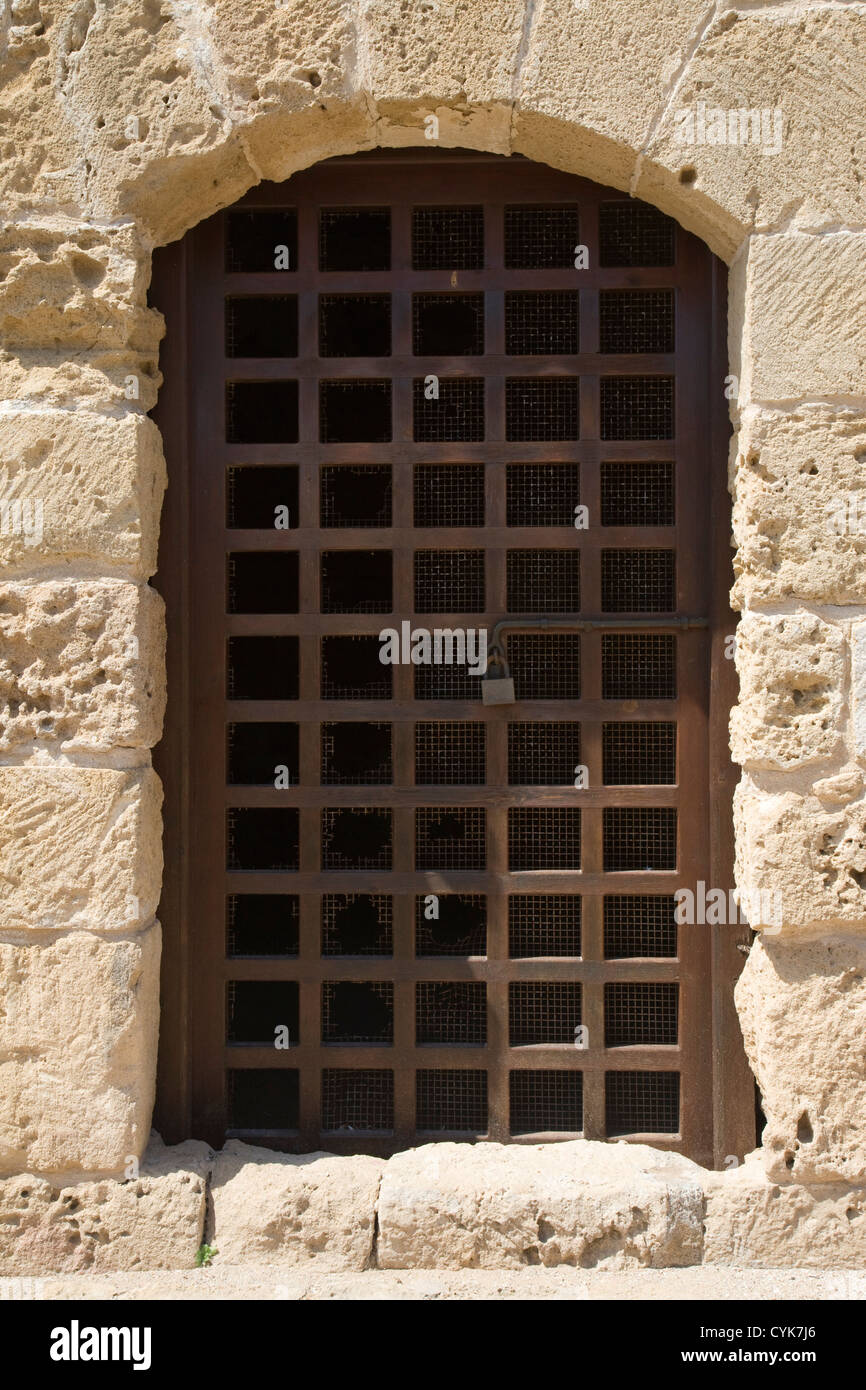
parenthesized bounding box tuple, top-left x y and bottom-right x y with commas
(734, 779, 866, 931)
(731, 407, 866, 607)
(730, 611, 845, 772)
(704, 1155, 866, 1268)
(517, 0, 715, 240)
(0, 926, 161, 1174)
(854, 623, 866, 766)
(0, 580, 165, 753)
(209, 1141, 384, 1270)
(377, 1141, 704, 1269)
(741, 235, 866, 403)
(0, 222, 159, 353)
(640, 7, 866, 245)
(59, 0, 254, 242)
(0, 1132, 209, 1274)
(0, 410, 165, 576)
(0, 3, 86, 215)
(736, 935, 866, 1184)
(0, 766, 162, 932)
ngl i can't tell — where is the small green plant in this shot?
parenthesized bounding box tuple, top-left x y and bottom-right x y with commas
(194, 1242, 218, 1268)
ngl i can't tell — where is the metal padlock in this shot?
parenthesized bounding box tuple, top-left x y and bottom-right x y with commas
(481, 648, 515, 705)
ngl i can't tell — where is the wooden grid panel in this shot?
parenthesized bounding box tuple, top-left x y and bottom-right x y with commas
(162, 151, 733, 1166)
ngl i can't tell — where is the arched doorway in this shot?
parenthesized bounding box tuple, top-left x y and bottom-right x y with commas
(151, 149, 751, 1166)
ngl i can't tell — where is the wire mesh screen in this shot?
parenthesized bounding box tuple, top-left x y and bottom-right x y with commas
(321, 722, 393, 785)
(601, 634, 676, 701)
(505, 376, 580, 441)
(412, 206, 484, 270)
(227, 894, 300, 958)
(416, 1070, 488, 1131)
(322, 980, 394, 1043)
(509, 982, 582, 1045)
(321, 549, 392, 614)
(600, 461, 674, 527)
(509, 1070, 583, 1134)
(227, 636, 299, 701)
(601, 549, 676, 613)
(504, 205, 580, 268)
(603, 807, 677, 872)
(319, 293, 391, 356)
(605, 983, 679, 1047)
(416, 894, 487, 957)
(415, 721, 486, 784)
(416, 982, 487, 1045)
(508, 895, 582, 958)
(319, 208, 391, 271)
(321, 1070, 394, 1131)
(416, 807, 487, 871)
(228, 1069, 299, 1131)
(225, 295, 298, 358)
(506, 549, 581, 612)
(506, 463, 581, 527)
(508, 722, 581, 785)
(321, 465, 393, 528)
(600, 376, 674, 440)
(508, 808, 581, 871)
(599, 290, 675, 354)
(598, 201, 676, 268)
(505, 291, 580, 354)
(320, 379, 392, 443)
(321, 807, 393, 871)
(414, 661, 483, 701)
(321, 635, 393, 701)
(604, 895, 678, 959)
(414, 464, 485, 527)
(413, 293, 485, 356)
(227, 808, 299, 872)
(413, 377, 485, 441)
(322, 894, 393, 957)
(414, 549, 485, 613)
(605, 1071, 680, 1135)
(602, 722, 677, 785)
(226, 208, 298, 273)
(510, 634, 581, 700)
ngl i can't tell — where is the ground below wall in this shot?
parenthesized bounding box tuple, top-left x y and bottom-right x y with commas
(6, 1267, 864, 1302)
(2, 1135, 866, 1276)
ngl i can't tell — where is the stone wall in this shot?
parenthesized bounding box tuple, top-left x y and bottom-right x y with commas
(1, 0, 866, 1265)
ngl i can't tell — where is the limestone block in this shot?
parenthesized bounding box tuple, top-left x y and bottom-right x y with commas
(730, 611, 845, 772)
(0, 1133, 209, 1275)
(0, 352, 161, 415)
(734, 779, 866, 931)
(358, 0, 522, 152)
(0, 410, 165, 577)
(731, 407, 866, 607)
(59, 0, 254, 242)
(0, 766, 162, 932)
(206, 1, 375, 184)
(704, 1155, 866, 1268)
(638, 7, 866, 248)
(0, 222, 160, 354)
(735, 935, 866, 1184)
(741, 234, 866, 403)
(209, 1141, 384, 1271)
(376, 1141, 704, 1269)
(853, 624, 866, 765)
(0, 2, 86, 215)
(0, 579, 165, 753)
(0, 926, 161, 1174)
(516, 0, 713, 232)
